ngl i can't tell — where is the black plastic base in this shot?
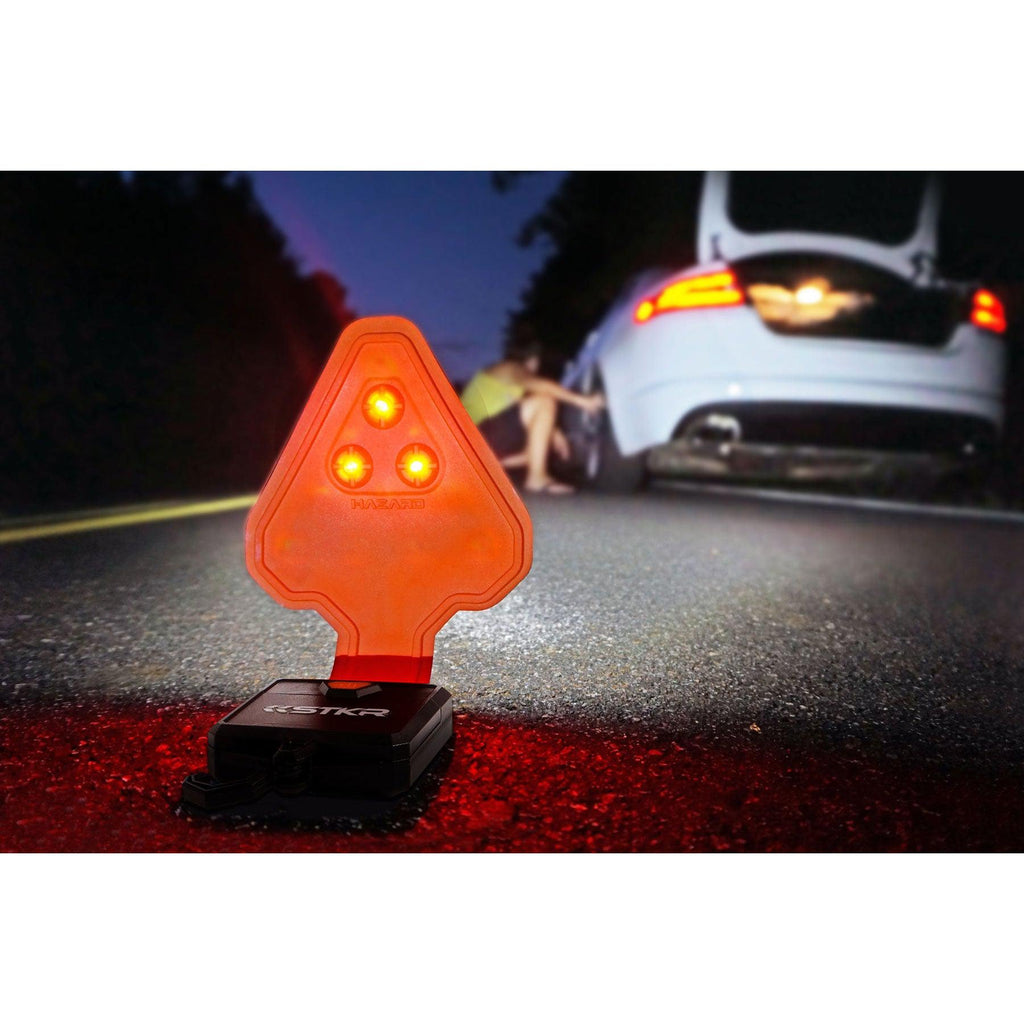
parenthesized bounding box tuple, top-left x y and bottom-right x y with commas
(181, 679, 453, 809)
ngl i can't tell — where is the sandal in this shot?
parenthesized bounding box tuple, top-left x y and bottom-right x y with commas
(524, 480, 576, 495)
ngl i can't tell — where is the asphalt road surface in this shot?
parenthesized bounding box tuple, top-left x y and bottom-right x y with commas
(3, 488, 1023, 851)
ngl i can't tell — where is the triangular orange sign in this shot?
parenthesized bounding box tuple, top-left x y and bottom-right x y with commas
(245, 316, 533, 685)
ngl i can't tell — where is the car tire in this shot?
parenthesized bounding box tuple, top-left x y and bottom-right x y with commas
(582, 408, 648, 493)
(560, 367, 648, 492)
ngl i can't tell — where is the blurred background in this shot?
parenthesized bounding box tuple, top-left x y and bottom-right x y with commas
(3, 170, 1023, 514)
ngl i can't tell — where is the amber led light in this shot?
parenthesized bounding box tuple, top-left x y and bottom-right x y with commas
(396, 444, 439, 488)
(363, 386, 404, 428)
(331, 444, 373, 488)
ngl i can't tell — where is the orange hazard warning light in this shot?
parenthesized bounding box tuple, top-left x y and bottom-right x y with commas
(245, 316, 533, 686)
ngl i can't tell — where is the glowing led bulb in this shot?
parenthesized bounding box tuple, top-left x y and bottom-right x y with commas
(397, 444, 439, 488)
(363, 386, 404, 428)
(795, 280, 828, 305)
(330, 444, 373, 488)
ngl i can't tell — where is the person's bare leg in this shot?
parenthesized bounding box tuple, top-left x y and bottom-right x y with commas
(520, 394, 573, 493)
(500, 451, 529, 469)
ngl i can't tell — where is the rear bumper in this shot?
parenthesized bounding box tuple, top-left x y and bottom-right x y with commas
(641, 400, 998, 483)
(672, 401, 998, 454)
(646, 440, 976, 483)
(609, 371, 1005, 457)
(596, 305, 1006, 455)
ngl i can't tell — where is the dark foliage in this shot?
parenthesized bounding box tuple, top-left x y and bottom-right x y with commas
(0, 172, 354, 512)
(500, 172, 704, 372)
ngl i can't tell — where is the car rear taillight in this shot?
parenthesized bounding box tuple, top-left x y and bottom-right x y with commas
(971, 289, 1007, 335)
(634, 270, 745, 323)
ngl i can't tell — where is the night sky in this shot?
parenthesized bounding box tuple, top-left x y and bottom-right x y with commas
(251, 172, 566, 382)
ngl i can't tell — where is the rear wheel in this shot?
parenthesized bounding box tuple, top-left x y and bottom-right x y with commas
(570, 371, 647, 493)
(584, 410, 648, 492)
(560, 367, 648, 492)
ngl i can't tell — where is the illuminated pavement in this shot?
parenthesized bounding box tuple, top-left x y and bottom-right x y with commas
(2, 490, 1024, 851)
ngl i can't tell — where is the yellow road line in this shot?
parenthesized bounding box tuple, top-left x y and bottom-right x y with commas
(0, 494, 259, 545)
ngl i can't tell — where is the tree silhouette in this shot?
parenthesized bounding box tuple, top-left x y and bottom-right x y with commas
(497, 172, 703, 369)
(0, 172, 354, 512)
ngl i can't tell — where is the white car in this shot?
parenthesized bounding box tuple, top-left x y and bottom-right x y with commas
(562, 171, 1008, 491)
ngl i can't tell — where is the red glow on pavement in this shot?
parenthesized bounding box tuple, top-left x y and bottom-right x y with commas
(3, 701, 1024, 852)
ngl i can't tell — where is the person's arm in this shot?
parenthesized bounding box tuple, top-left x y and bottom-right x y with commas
(520, 374, 605, 413)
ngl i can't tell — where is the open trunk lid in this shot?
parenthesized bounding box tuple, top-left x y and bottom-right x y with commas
(697, 171, 941, 282)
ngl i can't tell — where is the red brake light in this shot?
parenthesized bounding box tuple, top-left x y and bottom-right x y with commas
(634, 269, 744, 323)
(971, 289, 1006, 335)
